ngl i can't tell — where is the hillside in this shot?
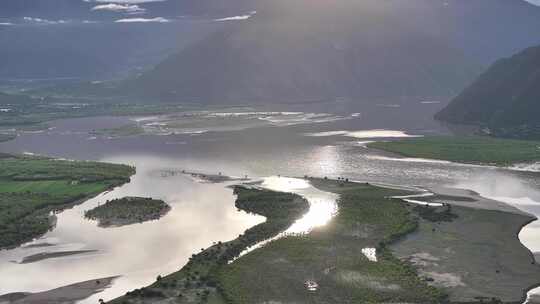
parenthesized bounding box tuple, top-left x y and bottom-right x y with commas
(121, 0, 483, 103)
(119, 0, 540, 104)
(436, 45, 540, 139)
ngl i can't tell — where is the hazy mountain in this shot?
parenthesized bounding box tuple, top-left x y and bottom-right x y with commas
(4, 0, 540, 103)
(436, 45, 540, 139)
(0, 21, 219, 81)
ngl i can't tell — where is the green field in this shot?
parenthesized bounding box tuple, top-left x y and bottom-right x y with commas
(216, 180, 445, 304)
(368, 136, 540, 165)
(0, 155, 135, 249)
(110, 186, 309, 304)
(111, 180, 449, 304)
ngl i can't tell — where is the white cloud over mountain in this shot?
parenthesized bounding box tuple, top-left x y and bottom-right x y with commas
(214, 11, 257, 22)
(92, 3, 146, 13)
(115, 17, 169, 23)
(84, 0, 166, 3)
(23, 17, 70, 24)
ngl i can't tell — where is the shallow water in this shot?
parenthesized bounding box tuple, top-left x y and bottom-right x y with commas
(0, 102, 539, 302)
(0, 159, 264, 302)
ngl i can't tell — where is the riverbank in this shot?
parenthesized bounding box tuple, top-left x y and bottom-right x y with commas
(217, 178, 447, 303)
(84, 197, 171, 228)
(368, 136, 540, 166)
(109, 185, 309, 304)
(0, 276, 118, 304)
(0, 154, 135, 249)
(111, 177, 540, 303)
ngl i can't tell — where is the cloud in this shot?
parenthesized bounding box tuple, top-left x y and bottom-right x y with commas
(524, 0, 540, 5)
(92, 3, 146, 13)
(214, 11, 256, 22)
(0, 22, 13, 26)
(85, 0, 166, 3)
(115, 17, 169, 23)
(23, 17, 70, 25)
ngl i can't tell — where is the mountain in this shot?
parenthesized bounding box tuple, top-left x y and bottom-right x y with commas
(0, 0, 253, 81)
(435, 45, 540, 139)
(118, 0, 540, 104)
(0, 21, 219, 81)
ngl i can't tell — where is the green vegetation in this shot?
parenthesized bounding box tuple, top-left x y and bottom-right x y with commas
(368, 136, 540, 165)
(0, 155, 134, 249)
(0, 90, 188, 131)
(0, 133, 15, 142)
(435, 45, 540, 140)
(110, 186, 309, 304)
(85, 197, 171, 227)
(216, 179, 445, 304)
(111, 180, 448, 304)
(392, 204, 540, 302)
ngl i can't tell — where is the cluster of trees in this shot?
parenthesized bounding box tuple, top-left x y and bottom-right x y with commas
(0, 156, 135, 182)
(0, 192, 86, 249)
(84, 197, 170, 227)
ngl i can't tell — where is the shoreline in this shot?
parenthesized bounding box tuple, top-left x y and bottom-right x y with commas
(4, 173, 539, 304)
(0, 178, 134, 251)
(0, 276, 119, 304)
(367, 136, 540, 167)
(519, 216, 540, 304)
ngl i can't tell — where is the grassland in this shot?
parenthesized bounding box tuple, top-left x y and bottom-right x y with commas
(215, 180, 446, 304)
(368, 136, 540, 165)
(0, 154, 135, 249)
(391, 204, 540, 303)
(85, 197, 171, 227)
(110, 180, 449, 304)
(109, 186, 309, 304)
(0, 92, 188, 131)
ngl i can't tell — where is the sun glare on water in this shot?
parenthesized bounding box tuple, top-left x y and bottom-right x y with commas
(262, 176, 338, 234)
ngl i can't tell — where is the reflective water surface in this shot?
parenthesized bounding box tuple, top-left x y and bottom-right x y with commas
(0, 102, 539, 302)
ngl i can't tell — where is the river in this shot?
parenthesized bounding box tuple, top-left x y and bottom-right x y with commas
(0, 100, 539, 302)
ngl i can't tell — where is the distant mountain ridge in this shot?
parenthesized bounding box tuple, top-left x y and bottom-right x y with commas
(117, 0, 540, 104)
(4, 0, 540, 103)
(436, 45, 540, 139)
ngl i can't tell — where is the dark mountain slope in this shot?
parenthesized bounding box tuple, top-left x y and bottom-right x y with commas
(436, 46, 540, 139)
(0, 21, 220, 80)
(123, 0, 482, 103)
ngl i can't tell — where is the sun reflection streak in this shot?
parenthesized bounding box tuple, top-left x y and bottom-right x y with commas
(235, 176, 338, 259)
(262, 176, 338, 234)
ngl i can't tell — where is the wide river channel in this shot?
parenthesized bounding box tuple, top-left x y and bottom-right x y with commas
(1, 101, 539, 302)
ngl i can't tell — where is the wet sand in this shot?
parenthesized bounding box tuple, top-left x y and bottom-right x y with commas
(0, 276, 118, 304)
(18, 250, 99, 264)
(428, 185, 532, 216)
(391, 195, 540, 303)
